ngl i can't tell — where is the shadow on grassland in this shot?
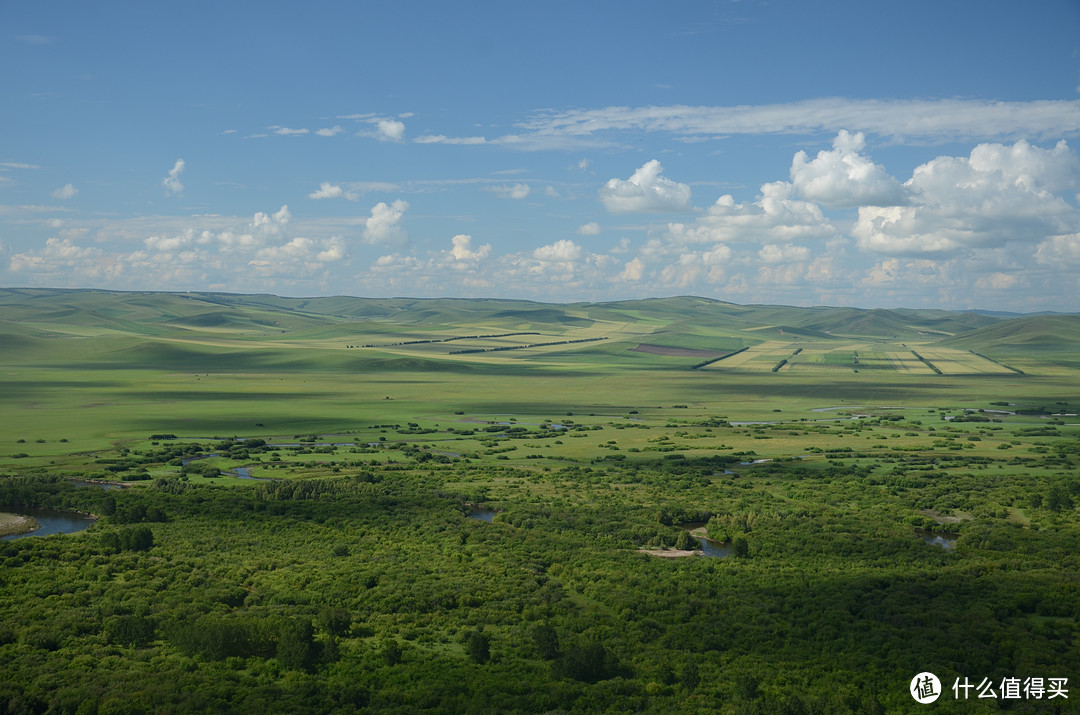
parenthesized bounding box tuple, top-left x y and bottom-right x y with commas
(127, 416, 362, 434)
(683, 378, 970, 402)
(0, 380, 121, 397)
(132, 390, 343, 402)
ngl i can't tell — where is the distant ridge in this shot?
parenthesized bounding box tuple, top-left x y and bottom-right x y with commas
(2, 288, 1078, 370)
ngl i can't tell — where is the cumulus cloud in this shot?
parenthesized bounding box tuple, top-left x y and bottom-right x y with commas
(853, 139, 1080, 255)
(790, 131, 907, 208)
(315, 126, 344, 137)
(308, 182, 358, 201)
(655, 245, 733, 288)
(362, 200, 409, 247)
(759, 243, 811, 264)
(489, 183, 531, 200)
(162, 159, 185, 196)
(659, 181, 836, 251)
(6, 205, 356, 292)
(600, 160, 692, 213)
(1035, 233, 1080, 266)
(376, 120, 405, 142)
(449, 234, 491, 261)
(619, 257, 645, 281)
(51, 183, 78, 199)
(577, 222, 601, 236)
(249, 236, 347, 275)
(974, 272, 1022, 291)
(533, 239, 582, 262)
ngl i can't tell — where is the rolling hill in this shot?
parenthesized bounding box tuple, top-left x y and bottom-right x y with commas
(2, 288, 1079, 373)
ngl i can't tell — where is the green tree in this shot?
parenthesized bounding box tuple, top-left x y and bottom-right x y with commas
(681, 660, 700, 691)
(105, 615, 155, 647)
(531, 624, 560, 660)
(732, 536, 749, 558)
(674, 529, 696, 550)
(277, 618, 317, 671)
(382, 639, 402, 665)
(464, 628, 490, 664)
(1046, 485, 1074, 512)
(317, 607, 351, 637)
(559, 639, 612, 683)
(121, 525, 154, 551)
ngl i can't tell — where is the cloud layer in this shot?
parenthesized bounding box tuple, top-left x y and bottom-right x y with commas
(7, 131, 1080, 311)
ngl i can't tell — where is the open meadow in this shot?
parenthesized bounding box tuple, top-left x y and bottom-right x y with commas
(2, 288, 1079, 712)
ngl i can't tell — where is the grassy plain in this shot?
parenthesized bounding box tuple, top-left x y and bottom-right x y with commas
(1, 288, 1080, 712)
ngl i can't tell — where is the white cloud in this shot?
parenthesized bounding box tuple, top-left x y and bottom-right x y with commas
(249, 235, 347, 275)
(315, 126, 344, 137)
(489, 183, 531, 200)
(10, 237, 105, 276)
(362, 200, 409, 247)
(790, 130, 907, 208)
(271, 126, 310, 136)
(533, 239, 582, 262)
(853, 139, 1080, 255)
(162, 159, 185, 196)
(414, 134, 487, 145)
(51, 183, 78, 199)
(656, 246, 732, 288)
(577, 222, 601, 236)
(308, 182, 358, 201)
(600, 160, 692, 214)
(974, 272, 1022, 291)
(253, 205, 291, 231)
(759, 243, 811, 264)
(376, 119, 405, 142)
(860, 258, 948, 288)
(449, 234, 491, 261)
(659, 181, 836, 250)
(518, 99, 1080, 144)
(1035, 233, 1080, 266)
(618, 257, 645, 281)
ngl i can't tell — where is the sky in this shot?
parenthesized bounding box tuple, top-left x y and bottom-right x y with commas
(3, 0, 1080, 312)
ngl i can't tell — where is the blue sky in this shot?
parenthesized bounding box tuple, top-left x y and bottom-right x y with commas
(3, 0, 1080, 311)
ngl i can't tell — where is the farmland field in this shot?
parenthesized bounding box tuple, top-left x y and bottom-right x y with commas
(1, 288, 1079, 713)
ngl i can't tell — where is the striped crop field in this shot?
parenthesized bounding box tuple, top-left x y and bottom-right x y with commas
(700, 341, 793, 372)
(880, 350, 938, 374)
(913, 348, 1016, 374)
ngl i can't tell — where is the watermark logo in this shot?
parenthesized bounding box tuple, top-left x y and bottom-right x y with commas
(911, 672, 942, 704)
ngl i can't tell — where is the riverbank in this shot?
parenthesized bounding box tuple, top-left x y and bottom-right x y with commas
(0, 512, 40, 537)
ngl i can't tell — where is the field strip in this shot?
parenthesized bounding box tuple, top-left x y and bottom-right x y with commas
(916, 348, 1015, 374)
(700, 341, 789, 371)
(631, 344, 725, 358)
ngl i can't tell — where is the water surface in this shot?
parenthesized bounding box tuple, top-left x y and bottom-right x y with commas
(1, 507, 96, 541)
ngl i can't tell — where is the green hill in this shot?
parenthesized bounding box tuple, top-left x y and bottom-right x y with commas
(3, 288, 1079, 373)
(934, 314, 1080, 369)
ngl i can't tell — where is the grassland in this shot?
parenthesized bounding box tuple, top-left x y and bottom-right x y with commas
(1, 288, 1079, 712)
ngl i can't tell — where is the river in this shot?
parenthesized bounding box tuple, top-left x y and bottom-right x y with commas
(1, 507, 96, 541)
